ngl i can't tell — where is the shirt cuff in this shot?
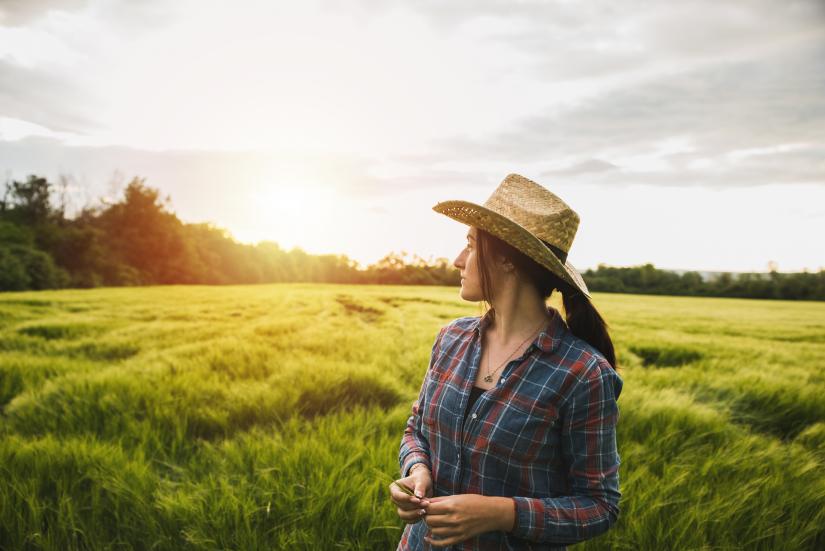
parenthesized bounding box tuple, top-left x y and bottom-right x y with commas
(511, 496, 540, 541)
(401, 452, 431, 478)
(510, 497, 518, 534)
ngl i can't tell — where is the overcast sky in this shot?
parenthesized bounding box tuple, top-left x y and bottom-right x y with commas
(1, 0, 823, 272)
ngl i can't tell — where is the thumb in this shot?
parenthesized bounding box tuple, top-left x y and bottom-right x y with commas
(413, 479, 427, 499)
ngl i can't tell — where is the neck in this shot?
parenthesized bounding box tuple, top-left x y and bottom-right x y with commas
(486, 282, 551, 344)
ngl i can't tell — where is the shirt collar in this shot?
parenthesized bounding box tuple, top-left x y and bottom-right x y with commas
(472, 305, 565, 354)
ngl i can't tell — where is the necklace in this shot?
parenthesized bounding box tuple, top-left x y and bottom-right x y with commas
(483, 317, 548, 383)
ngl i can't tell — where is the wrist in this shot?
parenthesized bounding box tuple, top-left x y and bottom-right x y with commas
(408, 463, 429, 476)
(486, 496, 516, 533)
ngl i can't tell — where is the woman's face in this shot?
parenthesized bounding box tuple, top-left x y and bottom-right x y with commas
(453, 227, 483, 301)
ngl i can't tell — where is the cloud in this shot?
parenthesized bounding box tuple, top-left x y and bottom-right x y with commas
(326, 0, 825, 81)
(0, 1, 175, 136)
(415, 38, 825, 188)
(0, 59, 101, 132)
(0, 0, 170, 28)
(0, 136, 396, 214)
(1, 0, 822, 198)
(541, 159, 619, 176)
(513, 0, 825, 81)
(0, 0, 88, 26)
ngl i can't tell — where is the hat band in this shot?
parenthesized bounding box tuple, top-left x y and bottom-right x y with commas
(539, 239, 568, 263)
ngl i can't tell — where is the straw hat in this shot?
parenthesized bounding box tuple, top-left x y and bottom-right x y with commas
(432, 173, 591, 299)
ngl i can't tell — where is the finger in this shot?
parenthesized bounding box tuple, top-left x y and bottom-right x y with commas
(424, 534, 460, 547)
(420, 500, 449, 515)
(413, 479, 429, 499)
(388, 484, 410, 506)
(407, 492, 431, 509)
(422, 514, 451, 528)
(425, 526, 460, 544)
(389, 484, 424, 509)
(395, 499, 421, 512)
(399, 479, 431, 506)
(397, 506, 427, 524)
(391, 480, 417, 497)
(404, 490, 430, 508)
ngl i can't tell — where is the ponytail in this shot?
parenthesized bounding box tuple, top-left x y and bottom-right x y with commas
(558, 280, 617, 370)
(475, 228, 618, 371)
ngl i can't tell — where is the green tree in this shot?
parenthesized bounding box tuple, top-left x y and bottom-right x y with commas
(3, 175, 56, 226)
(91, 178, 205, 285)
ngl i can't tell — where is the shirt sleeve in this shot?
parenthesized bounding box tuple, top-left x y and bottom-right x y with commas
(509, 358, 623, 545)
(399, 326, 446, 478)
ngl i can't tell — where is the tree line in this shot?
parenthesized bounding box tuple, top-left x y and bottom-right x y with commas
(1, 174, 822, 301)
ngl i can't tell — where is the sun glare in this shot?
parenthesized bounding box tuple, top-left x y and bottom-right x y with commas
(234, 165, 342, 254)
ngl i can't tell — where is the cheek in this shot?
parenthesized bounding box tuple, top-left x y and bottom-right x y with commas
(469, 253, 479, 272)
(470, 255, 478, 275)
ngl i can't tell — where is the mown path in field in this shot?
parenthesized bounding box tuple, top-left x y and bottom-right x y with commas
(0, 284, 823, 550)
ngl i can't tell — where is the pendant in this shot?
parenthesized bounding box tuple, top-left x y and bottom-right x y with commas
(484, 374, 493, 383)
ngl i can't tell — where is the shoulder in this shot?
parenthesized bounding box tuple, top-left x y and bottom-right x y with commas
(432, 315, 479, 352)
(443, 314, 479, 338)
(553, 331, 623, 402)
(446, 315, 480, 332)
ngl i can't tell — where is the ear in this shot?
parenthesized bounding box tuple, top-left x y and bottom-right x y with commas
(499, 255, 516, 273)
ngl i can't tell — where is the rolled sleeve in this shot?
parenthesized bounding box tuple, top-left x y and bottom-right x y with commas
(398, 327, 446, 478)
(509, 359, 623, 545)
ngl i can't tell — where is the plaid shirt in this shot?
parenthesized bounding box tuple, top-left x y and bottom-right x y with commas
(397, 306, 623, 550)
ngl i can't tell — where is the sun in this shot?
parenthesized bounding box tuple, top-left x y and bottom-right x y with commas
(237, 165, 342, 252)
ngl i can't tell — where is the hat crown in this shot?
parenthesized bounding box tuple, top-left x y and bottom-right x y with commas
(483, 173, 579, 254)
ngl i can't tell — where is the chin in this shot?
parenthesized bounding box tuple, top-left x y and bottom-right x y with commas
(459, 287, 482, 302)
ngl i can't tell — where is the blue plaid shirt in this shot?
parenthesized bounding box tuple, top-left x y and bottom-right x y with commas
(397, 306, 623, 550)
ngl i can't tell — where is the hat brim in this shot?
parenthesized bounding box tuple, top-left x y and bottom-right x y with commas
(433, 199, 591, 299)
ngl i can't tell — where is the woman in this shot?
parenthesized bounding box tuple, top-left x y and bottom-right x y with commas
(389, 174, 623, 550)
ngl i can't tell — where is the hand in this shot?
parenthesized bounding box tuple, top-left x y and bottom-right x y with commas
(389, 465, 433, 524)
(422, 494, 510, 547)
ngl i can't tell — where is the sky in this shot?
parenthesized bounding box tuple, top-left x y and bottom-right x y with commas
(0, 0, 823, 273)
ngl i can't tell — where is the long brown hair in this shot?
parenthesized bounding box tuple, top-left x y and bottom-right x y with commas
(475, 227, 618, 370)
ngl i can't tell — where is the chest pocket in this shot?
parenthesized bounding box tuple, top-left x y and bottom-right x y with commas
(485, 401, 560, 464)
(421, 366, 450, 435)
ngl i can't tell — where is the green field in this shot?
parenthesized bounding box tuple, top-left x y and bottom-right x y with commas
(0, 284, 823, 550)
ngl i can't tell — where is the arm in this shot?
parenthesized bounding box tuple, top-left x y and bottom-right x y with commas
(509, 359, 623, 545)
(399, 326, 446, 478)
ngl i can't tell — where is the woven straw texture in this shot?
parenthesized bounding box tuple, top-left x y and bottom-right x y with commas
(432, 173, 590, 298)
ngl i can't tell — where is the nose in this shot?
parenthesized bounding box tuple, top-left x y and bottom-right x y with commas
(453, 250, 464, 269)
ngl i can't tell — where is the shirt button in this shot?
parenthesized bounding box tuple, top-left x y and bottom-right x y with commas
(500, 377, 506, 384)
(471, 413, 477, 419)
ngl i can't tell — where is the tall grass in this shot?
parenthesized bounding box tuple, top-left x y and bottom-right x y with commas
(0, 284, 823, 549)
